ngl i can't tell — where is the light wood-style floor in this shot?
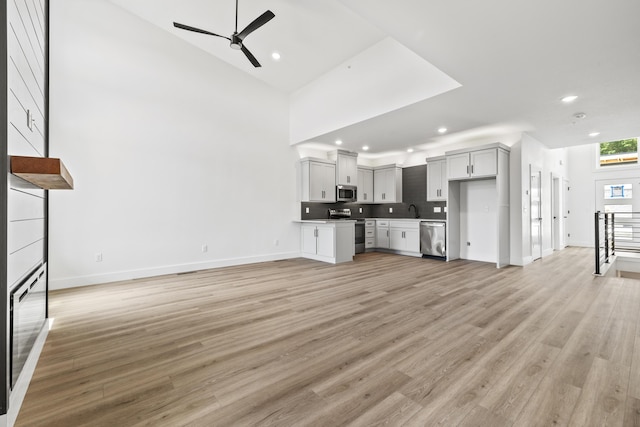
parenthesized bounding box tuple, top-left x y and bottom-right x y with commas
(15, 248, 640, 426)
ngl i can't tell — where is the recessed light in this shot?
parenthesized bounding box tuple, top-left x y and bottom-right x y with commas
(271, 51, 281, 61)
(335, 139, 343, 145)
(438, 127, 448, 134)
(589, 132, 600, 137)
(362, 146, 369, 151)
(407, 148, 414, 153)
(562, 95, 578, 103)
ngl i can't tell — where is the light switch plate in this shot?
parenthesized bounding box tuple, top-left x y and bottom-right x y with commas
(359, 207, 363, 213)
(305, 207, 310, 214)
(389, 207, 393, 213)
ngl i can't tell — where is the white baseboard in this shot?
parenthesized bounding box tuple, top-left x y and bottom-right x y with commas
(568, 241, 592, 248)
(5, 319, 52, 427)
(49, 251, 300, 290)
(542, 248, 555, 258)
(512, 256, 533, 266)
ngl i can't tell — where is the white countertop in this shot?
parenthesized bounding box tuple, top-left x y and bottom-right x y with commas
(293, 219, 358, 224)
(295, 218, 445, 223)
(366, 218, 445, 222)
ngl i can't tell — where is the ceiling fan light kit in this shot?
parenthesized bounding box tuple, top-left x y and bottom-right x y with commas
(173, 0, 275, 67)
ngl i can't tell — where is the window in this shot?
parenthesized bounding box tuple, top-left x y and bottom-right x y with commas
(599, 138, 638, 167)
(603, 183, 632, 199)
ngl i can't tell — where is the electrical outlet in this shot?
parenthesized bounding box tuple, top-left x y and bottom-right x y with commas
(434, 207, 442, 213)
(444, 206, 447, 213)
(95, 253, 103, 262)
(359, 207, 363, 214)
(389, 207, 393, 213)
(305, 207, 310, 214)
(202, 244, 208, 253)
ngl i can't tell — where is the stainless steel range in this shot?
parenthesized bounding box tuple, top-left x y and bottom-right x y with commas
(329, 209, 365, 254)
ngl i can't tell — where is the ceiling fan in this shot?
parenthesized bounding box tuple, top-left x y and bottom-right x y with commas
(173, 0, 275, 68)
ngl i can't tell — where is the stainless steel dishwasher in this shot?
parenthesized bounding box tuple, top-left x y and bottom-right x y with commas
(420, 221, 446, 258)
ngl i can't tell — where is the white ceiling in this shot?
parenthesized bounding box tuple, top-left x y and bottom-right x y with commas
(109, 0, 640, 156)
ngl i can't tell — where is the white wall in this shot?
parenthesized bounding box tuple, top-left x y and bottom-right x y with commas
(290, 37, 460, 144)
(566, 143, 640, 247)
(48, 0, 299, 289)
(510, 133, 568, 265)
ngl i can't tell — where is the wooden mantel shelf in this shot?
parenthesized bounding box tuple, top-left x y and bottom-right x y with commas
(10, 156, 74, 190)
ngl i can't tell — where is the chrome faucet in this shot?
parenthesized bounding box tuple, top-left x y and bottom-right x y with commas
(408, 204, 419, 218)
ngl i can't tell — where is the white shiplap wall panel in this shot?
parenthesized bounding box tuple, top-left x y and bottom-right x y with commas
(7, 0, 47, 292)
(8, 0, 44, 82)
(8, 190, 44, 221)
(7, 240, 44, 288)
(8, 30, 45, 112)
(28, 0, 45, 36)
(8, 119, 43, 157)
(13, 0, 44, 57)
(8, 89, 44, 155)
(8, 219, 44, 254)
(8, 175, 45, 198)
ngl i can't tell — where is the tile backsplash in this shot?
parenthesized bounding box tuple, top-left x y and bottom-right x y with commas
(300, 164, 447, 220)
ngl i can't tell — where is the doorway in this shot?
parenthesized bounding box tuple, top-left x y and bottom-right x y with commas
(563, 179, 570, 247)
(552, 176, 567, 250)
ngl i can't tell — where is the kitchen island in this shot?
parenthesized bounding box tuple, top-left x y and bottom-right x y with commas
(294, 220, 355, 264)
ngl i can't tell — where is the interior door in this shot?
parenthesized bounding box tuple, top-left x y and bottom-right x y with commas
(553, 177, 561, 250)
(530, 167, 542, 261)
(562, 179, 569, 247)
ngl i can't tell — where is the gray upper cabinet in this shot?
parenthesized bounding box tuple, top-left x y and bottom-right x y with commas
(374, 165, 403, 203)
(447, 148, 498, 180)
(329, 150, 358, 186)
(300, 158, 336, 202)
(426, 157, 447, 201)
(357, 166, 374, 204)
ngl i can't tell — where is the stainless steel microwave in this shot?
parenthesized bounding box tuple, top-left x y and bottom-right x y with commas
(336, 185, 357, 202)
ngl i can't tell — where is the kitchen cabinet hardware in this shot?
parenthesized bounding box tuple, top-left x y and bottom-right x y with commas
(426, 157, 447, 201)
(357, 166, 374, 204)
(329, 150, 358, 187)
(374, 165, 402, 203)
(300, 158, 336, 202)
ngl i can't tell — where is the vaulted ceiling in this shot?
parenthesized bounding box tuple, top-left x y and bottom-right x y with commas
(109, 0, 640, 156)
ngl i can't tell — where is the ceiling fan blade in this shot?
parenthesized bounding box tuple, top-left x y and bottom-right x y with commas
(241, 45, 261, 67)
(237, 10, 275, 40)
(173, 22, 231, 41)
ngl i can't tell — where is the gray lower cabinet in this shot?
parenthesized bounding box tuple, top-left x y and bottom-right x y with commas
(389, 221, 420, 253)
(300, 222, 354, 264)
(375, 220, 390, 248)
